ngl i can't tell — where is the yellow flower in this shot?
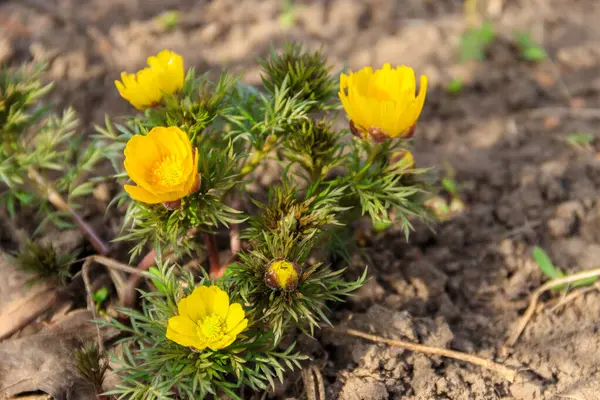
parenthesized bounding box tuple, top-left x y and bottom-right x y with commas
(166, 285, 248, 351)
(339, 63, 427, 141)
(264, 258, 301, 292)
(123, 126, 199, 204)
(115, 49, 184, 110)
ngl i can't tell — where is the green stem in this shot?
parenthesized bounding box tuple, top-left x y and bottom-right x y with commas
(239, 138, 278, 178)
(240, 150, 264, 176)
(355, 142, 383, 181)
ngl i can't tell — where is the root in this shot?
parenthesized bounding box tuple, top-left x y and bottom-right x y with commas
(81, 255, 148, 351)
(503, 267, 600, 351)
(331, 327, 518, 382)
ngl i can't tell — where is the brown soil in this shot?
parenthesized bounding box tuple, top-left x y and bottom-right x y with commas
(2, 0, 600, 399)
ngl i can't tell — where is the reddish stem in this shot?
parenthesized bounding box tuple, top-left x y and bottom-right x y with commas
(204, 231, 224, 278)
(121, 249, 159, 308)
(224, 198, 243, 266)
(120, 228, 197, 308)
(230, 222, 241, 255)
(28, 167, 110, 255)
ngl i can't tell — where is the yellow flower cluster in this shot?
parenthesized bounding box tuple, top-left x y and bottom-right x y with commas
(167, 285, 248, 351)
(123, 126, 198, 204)
(115, 50, 184, 110)
(115, 50, 429, 354)
(339, 63, 427, 141)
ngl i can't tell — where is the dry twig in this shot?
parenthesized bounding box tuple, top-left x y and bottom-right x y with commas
(81, 255, 147, 351)
(504, 267, 600, 350)
(550, 281, 600, 313)
(301, 364, 326, 400)
(331, 327, 518, 382)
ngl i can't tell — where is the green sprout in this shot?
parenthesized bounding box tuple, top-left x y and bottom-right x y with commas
(447, 78, 464, 94)
(156, 10, 180, 31)
(532, 246, 598, 291)
(279, 0, 296, 28)
(459, 20, 495, 62)
(441, 177, 459, 197)
(92, 287, 109, 305)
(514, 32, 547, 62)
(565, 132, 594, 150)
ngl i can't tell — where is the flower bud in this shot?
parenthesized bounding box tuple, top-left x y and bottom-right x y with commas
(264, 258, 302, 292)
(390, 150, 415, 169)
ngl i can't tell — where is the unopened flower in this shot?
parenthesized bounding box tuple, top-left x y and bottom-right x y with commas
(115, 49, 184, 110)
(123, 126, 199, 204)
(166, 285, 248, 351)
(339, 64, 427, 141)
(264, 258, 302, 292)
(391, 150, 415, 169)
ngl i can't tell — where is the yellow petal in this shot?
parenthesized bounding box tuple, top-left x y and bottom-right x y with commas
(183, 149, 199, 193)
(148, 126, 191, 160)
(123, 184, 163, 204)
(207, 334, 236, 351)
(114, 79, 128, 97)
(135, 68, 163, 105)
(203, 286, 229, 318)
(166, 315, 205, 349)
(180, 286, 208, 322)
(412, 74, 428, 120)
(340, 73, 349, 92)
(397, 66, 416, 102)
(148, 50, 185, 95)
(116, 70, 161, 110)
(227, 317, 248, 337)
(194, 285, 215, 310)
(123, 134, 162, 191)
(225, 303, 246, 333)
(156, 189, 191, 202)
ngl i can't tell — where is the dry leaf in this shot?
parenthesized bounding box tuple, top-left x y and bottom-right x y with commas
(0, 253, 65, 340)
(0, 310, 102, 400)
(0, 252, 34, 314)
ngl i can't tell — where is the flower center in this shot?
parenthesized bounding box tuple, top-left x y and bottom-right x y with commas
(197, 314, 226, 342)
(153, 156, 184, 187)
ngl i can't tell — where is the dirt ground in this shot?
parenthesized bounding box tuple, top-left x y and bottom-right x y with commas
(2, 0, 600, 399)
